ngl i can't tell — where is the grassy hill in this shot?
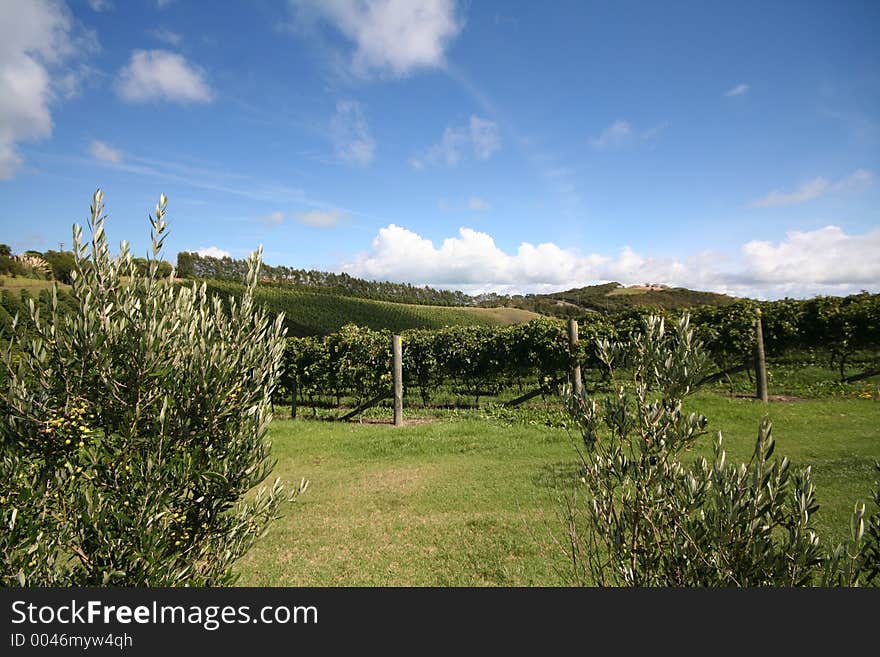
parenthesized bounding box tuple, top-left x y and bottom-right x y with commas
(204, 280, 538, 336)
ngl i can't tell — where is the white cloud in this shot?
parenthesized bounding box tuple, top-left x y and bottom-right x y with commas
(468, 196, 491, 211)
(342, 223, 880, 299)
(88, 0, 113, 11)
(751, 169, 874, 208)
(411, 115, 500, 168)
(739, 226, 880, 292)
(296, 208, 346, 228)
(149, 28, 182, 46)
(590, 120, 633, 150)
(0, 0, 84, 179)
(116, 50, 213, 104)
(294, 0, 463, 78)
(724, 83, 749, 97)
(330, 100, 375, 166)
(196, 246, 231, 259)
(88, 140, 122, 164)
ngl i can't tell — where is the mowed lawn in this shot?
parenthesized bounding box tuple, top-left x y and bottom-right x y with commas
(235, 395, 880, 586)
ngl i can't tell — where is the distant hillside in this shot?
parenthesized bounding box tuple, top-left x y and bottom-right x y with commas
(203, 279, 538, 336)
(177, 252, 472, 306)
(478, 282, 736, 317)
(177, 252, 735, 318)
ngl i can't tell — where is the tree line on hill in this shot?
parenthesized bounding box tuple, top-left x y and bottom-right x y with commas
(176, 251, 473, 306)
(176, 252, 736, 315)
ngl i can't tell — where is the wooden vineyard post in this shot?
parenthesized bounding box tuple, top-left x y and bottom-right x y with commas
(568, 318, 583, 398)
(755, 308, 769, 403)
(393, 334, 403, 426)
(290, 377, 297, 420)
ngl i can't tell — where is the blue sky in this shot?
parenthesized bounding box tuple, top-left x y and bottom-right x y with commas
(1, 0, 878, 298)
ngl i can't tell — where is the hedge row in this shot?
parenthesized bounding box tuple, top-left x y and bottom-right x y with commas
(278, 293, 880, 409)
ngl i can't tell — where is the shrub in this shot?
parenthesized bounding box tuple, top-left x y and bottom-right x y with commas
(0, 190, 305, 586)
(560, 314, 879, 586)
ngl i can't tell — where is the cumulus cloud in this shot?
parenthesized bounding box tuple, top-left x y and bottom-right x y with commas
(88, 0, 113, 10)
(296, 208, 347, 228)
(195, 246, 231, 259)
(410, 115, 500, 169)
(724, 83, 749, 97)
(116, 50, 213, 104)
(590, 120, 633, 150)
(330, 100, 375, 166)
(88, 140, 122, 164)
(294, 0, 463, 78)
(0, 0, 88, 179)
(751, 169, 874, 208)
(739, 226, 879, 289)
(342, 223, 880, 299)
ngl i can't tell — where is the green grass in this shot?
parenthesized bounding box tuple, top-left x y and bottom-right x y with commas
(236, 395, 880, 586)
(606, 286, 650, 296)
(0, 276, 65, 291)
(704, 352, 880, 399)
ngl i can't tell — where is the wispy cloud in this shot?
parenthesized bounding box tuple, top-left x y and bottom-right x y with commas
(590, 120, 633, 150)
(289, 0, 463, 78)
(53, 149, 357, 220)
(343, 223, 880, 299)
(330, 100, 375, 166)
(257, 208, 348, 228)
(88, 140, 122, 164)
(590, 119, 669, 150)
(470, 116, 501, 159)
(750, 169, 874, 208)
(261, 211, 286, 225)
(88, 0, 113, 11)
(724, 83, 749, 97)
(468, 196, 491, 211)
(296, 208, 347, 228)
(149, 28, 182, 46)
(641, 121, 670, 142)
(411, 115, 500, 169)
(116, 50, 213, 104)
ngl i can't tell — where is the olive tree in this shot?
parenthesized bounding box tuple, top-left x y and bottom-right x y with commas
(560, 314, 879, 586)
(1, 190, 305, 586)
